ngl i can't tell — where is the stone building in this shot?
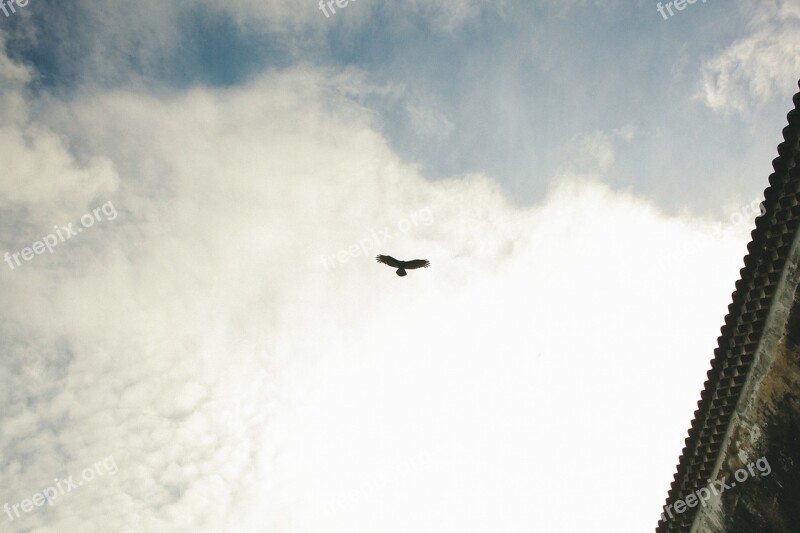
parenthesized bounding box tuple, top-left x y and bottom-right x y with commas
(657, 80, 800, 532)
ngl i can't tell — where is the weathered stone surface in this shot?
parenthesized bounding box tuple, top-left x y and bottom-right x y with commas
(657, 80, 800, 532)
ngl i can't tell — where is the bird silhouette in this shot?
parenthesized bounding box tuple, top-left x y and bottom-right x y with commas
(376, 255, 430, 277)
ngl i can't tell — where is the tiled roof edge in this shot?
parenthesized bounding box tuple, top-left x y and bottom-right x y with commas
(656, 80, 800, 532)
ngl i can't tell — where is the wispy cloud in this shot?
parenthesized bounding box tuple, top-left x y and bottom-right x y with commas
(697, 0, 800, 114)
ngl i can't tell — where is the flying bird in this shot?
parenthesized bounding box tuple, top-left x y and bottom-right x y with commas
(376, 255, 430, 277)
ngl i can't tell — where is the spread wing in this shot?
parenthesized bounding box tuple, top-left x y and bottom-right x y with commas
(402, 259, 430, 270)
(376, 255, 402, 268)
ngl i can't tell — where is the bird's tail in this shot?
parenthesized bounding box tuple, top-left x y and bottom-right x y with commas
(396, 268, 407, 277)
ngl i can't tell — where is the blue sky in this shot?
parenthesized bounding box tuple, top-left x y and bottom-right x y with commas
(7, 0, 796, 208)
(0, 1, 798, 532)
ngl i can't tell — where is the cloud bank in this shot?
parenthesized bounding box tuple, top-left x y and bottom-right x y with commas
(0, 41, 758, 533)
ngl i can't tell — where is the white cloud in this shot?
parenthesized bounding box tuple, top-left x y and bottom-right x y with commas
(0, 54, 754, 533)
(698, 0, 800, 114)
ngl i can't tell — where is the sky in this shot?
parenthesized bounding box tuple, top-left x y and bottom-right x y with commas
(0, 0, 798, 531)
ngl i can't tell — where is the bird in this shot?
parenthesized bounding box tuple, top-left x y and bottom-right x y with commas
(376, 255, 430, 277)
